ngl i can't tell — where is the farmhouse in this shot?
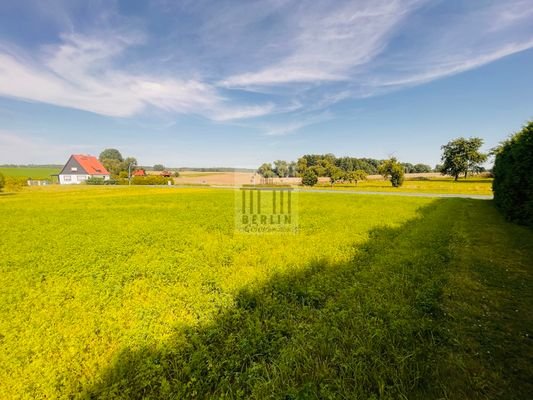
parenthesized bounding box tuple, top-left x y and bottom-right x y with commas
(58, 154, 110, 184)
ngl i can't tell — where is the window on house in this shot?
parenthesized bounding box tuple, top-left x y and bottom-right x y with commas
(71, 167, 78, 172)
(64, 176, 71, 181)
(77, 175, 87, 182)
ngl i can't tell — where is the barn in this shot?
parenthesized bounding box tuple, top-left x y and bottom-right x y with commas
(58, 154, 110, 184)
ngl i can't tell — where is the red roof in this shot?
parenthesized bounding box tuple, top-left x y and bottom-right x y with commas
(133, 169, 146, 176)
(72, 154, 110, 175)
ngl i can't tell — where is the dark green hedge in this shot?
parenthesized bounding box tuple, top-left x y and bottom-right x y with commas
(131, 175, 172, 185)
(492, 121, 533, 226)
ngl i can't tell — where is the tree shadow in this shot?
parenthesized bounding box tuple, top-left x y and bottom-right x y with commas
(79, 199, 478, 399)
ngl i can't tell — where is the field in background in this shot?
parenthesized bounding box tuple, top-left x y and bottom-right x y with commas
(0, 167, 60, 179)
(312, 177, 493, 195)
(0, 186, 531, 399)
(172, 170, 493, 195)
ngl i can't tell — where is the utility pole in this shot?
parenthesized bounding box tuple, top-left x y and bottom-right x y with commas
(128, 162, 134, 186)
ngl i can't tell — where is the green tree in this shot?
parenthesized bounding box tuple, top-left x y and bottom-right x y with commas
(101, 159, 122, 176)
(301, 170, 318, 186)
(122, 157, 138, 174)
(413, 163, 432, 173)
(379, 158, 405, 187)
(153, 164, 165, 171)
(99, 148, 123, 162)
(345, 169, 367, 185)
(0, 172, 4, 191)
(273, 160, 289, 178)
(492, 121, 533, 226)
(296, 157, 308, 176)
(327, 165, 344, 185)
(257, 163, 277, 178)
(288, 161, 297, 177)
(440, 137, 487, 180)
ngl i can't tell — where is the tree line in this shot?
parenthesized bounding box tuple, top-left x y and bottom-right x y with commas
(257, 137, 488, 187)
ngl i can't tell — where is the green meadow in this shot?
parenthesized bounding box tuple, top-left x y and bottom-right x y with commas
(0, 187, 531, 399)
(0, 167, 60, 179)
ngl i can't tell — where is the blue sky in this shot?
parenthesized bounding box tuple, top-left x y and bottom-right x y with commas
(0, 0, 532, 168)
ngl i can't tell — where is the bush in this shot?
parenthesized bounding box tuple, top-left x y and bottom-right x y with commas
(4, 176, 27, 191)
(301, 170, 318, 186)
(86, 177, 105, 185)
(132, 176, 172, 185)
(493, 121, 533, 226)
(0, 172, 4, 191)
(379, 158, 405, 187)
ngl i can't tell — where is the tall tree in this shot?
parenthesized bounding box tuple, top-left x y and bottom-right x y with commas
(273, 160, 289, 178)
(99, 148, 123, 162)
(440, 137, 487, 180)
(257, 163, 276, 178)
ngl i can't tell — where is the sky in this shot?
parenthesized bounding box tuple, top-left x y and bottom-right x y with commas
(0, 0, 532, 168)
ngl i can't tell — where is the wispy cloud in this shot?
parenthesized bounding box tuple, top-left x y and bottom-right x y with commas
(221, 0, 423, 88)
(262, 112, 332, 136)
(0, 0, 532, 126)
(0, 31, 273, 120)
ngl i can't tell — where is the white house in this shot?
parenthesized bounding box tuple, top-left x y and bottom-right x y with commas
(58, 154, 110, 184)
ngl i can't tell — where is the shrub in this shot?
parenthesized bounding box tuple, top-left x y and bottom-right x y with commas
(4, 176, 27, 191)
(86, 177, 105, 185)
(0, 172, 4, 191)
(492, 121, 533, 226)
(132, 175, 172, 185)
(301, 170, 318, 186)
(379, 158, 405, 187)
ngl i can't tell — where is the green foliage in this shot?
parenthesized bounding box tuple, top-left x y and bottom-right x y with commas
(85, 177, 106, 185)
(99, 150, 137, 178)
(301, 170, 318, 186)
(345, 169, 367, 184)
(3, 176, 27, 191)
(99, 148, 123, 162)
(257, 163, 277, 178)
(492, 121, 533, 226)
(379, 158, 405, 187)
(173, 171, 180, 177)
(0, 172, 4, 191)
(440, 137, 487, 180)
(413, 163, 432, 173)
(153, 164, 165, 171)
(273, 160, 289, 178)
(131, 175, 172, 185)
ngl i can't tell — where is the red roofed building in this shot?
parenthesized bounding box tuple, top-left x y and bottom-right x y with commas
(133, 169, 146, 176)
(59, 154, 111, 184)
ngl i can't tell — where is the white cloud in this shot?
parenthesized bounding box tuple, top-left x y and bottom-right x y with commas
(221, 0, 423, 88)
(263, 112, 332, 136)
(0, 32, 273, 120)
(0, 0, 532, 125)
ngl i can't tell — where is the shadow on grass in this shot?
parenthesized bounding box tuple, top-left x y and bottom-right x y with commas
(79, 199, 520, 399)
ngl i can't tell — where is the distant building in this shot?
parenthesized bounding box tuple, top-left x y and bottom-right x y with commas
(160, 170, 172, 177)
(58, 154, 110, 184)
(133, 169, 146, 177)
